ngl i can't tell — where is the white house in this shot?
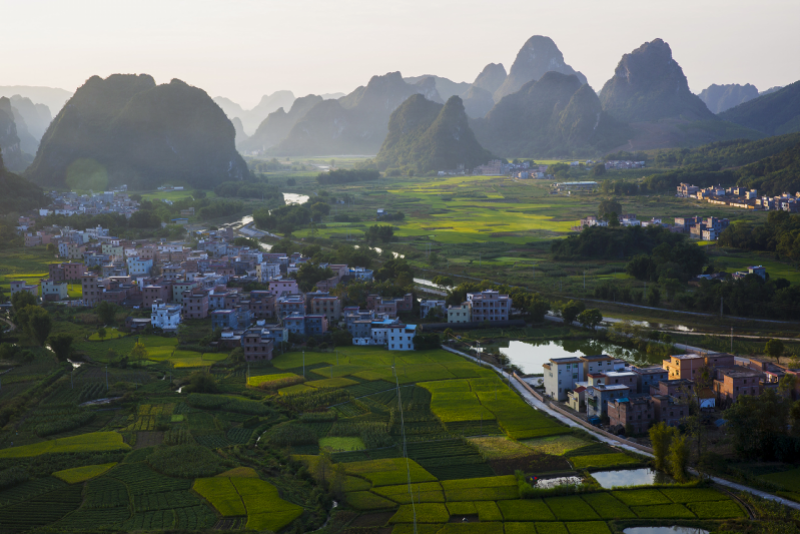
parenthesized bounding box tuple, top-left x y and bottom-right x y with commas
(543, 357, 585, 401)
(447, 304, 471, 323)
(127, 257, 154, 276)
(151, 299, 181, 331)
(386, 324, 416, 351)
(257, 262, 281, 282)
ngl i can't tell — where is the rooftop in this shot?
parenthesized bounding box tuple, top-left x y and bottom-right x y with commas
(580, 354, 613, 362)
(719, 368, 762, 379)
(550, 357, 583, 364)
(672, 353, 705, 360)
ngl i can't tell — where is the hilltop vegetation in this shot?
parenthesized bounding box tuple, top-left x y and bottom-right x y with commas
(376, 95, 493, 173)
(0, 148, 47, 214)
(719, 80, 800, 136)
(25, 74, 249, 190)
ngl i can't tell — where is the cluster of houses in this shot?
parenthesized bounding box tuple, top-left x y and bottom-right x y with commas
(11, 218, 518, 361)
(574, 214, 731, 241)
(543, 351, 797, 433)
(677, 183, 800, 213)
(34, 186, 139, 219)
(604, 160, 646, 170)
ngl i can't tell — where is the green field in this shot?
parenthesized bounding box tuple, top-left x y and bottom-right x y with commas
(0, 432, 129, 458)
(52, 462, 118, 483)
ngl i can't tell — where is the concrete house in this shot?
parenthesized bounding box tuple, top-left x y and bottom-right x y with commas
(543, 357, 584, 401)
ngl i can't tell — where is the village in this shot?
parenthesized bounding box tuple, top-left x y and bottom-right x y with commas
(677, 182, 800, 213)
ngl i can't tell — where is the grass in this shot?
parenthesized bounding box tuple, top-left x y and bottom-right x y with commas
(522, 435, 589, 456)
(319, 437, 365, 452)
(389, 503, 450, 523)
(343, 458, 437, 487)
(475, 501, 503, 521)
(440, 476, 517, 490)
(760, 467, 800, 491)
(545, 495, 601, 520)
(580, 492, 636, 519)
(468, 437, 535, 459)
(345, 491, 397, 510)
(630, 503, 696, 519)
(52, 462, 117, 483)
(306, 377, 359, 389)
(247, 373, 302, 387)
(497, 499, 555, 521)
(568, 453, 641, 470)
(687, 500, 746, 518)
(87, 328, 125, 341)
(217, 467, 259, 478)
(564, 522, 612, 534)
(193, 476, 304, 530)
(611, 489, 672, 506)
(0, 432, 129, 458)
(659, 487, 731, 503)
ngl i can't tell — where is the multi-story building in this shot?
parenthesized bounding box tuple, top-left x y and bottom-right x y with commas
(126, 257, 153, 277)
(632, 366, 669, 394)
(386, 323, 416, 351)
(58, 242, 85, 260)
(162, 264, 187, 282)
(420, 300, 446, 319)
(651, 395, 687, 427)
(543, 357, 585, 401)
(172, 282, 197, 304)
(24, 234, 42, 247)
(714, 367, 762, 405)
(662, 352, 735, 381)
(41, 280, 69, 300)
(277, 294, 305, 319)
(211, 307, 251, 331)
(102, 243, 124, 257)
(9, 281, 38, 297)
(608, 397, 655, 434)
(467, 290, 511, 322)
(151, 300, 181, 331)
(241, 331, 274, 362)
(586, 384, 630, 418)
(447, 304, 471, 323)
(310, 295, 341, 324)
(580, 354, 618, 377)
(184, 289, 210, 319)
(256, 262, 281, 282)
(269, 279, 299, 297)
(142, 283, 172, 308)
(650, 379, 694, 403)
(249, 291, 276, 319)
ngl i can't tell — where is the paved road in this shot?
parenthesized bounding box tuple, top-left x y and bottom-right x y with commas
(444, 345, 800, 511)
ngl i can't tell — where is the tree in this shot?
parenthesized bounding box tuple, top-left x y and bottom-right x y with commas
(561, 300, 585, 325)
(97, 327, 107, 341)
(668, 433, 690, 482)
(130, 341, 148, 361)
(591, 163, 606, 176)
(11, 291, 36, 314)
(331, 463, 346, 500)
(649, 422, 677, 471)
(432, 276, 453, 287)
(646, 286, 661, 307)
(96, 301, 118, 325)
(778, 373, 797, 397)
(597, 198, 621, 221)
(27, 307, 52, 346)
(294, 263, 334, 293)
(187, 372, 219, 393)
(766, 339, 785, 360)
(607, 211, 620, 227)
(528, 296, 551, 322)
(48, 333, 73, 361)
(577, 309, 603, 330)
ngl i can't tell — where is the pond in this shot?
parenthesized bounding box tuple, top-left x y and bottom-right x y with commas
(499, 339, 652, 375)
(623, 528, 709, 534)
(592, 468, 675, 489)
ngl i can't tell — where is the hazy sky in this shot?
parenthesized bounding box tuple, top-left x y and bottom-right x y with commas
(3, 0, 798, 108)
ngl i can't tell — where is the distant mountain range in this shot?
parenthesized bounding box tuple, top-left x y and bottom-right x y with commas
(0, 86, 71, 117)
(26, 74, 249, 189)
(719, 80, 800, 136)
(375, 94, 492, 173)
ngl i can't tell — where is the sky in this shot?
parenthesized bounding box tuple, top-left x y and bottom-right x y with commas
(2, 0, 799, 109)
